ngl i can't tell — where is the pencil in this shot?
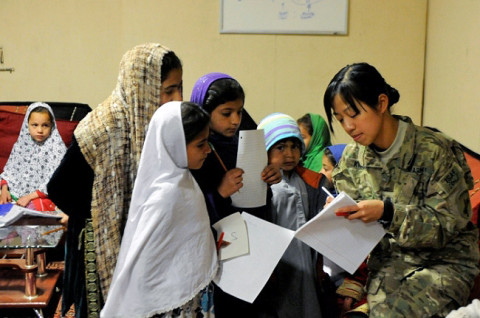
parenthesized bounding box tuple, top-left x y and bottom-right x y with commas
(216, 231, 225, 251)
(42, 226, 67, 236)
(209, 142, 228, 172)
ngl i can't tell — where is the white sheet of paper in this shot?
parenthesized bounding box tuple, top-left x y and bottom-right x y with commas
(212, 212, 249, 260)
(214, 212, 294, 303)
(295, 192, 386, 274)
(231, 130, 267, 208)
(214, 192, 385, 303)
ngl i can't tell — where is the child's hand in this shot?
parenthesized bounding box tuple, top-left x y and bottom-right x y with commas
(323, 195, 334, 208)
(341, 297, 355, 314)
(218, 168, 244, 198)
(16, 196, 31, 207)
(17, 195, 31, 207)
(59, 212, 69, 225)
(261, 164, 282, 185)
(0, 187, 12, 204)
(16, 192, 38, 207)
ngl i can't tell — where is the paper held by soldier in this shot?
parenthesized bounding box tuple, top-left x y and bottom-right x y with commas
(214, 192, 386, 304)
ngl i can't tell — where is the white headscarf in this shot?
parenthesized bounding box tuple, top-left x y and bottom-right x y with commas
(0, 102, 66, 197)
(101, 101, 218, 318)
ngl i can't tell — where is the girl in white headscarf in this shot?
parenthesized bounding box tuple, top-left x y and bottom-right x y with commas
(0, 102, 66, 210)
(101, 101, 217, 318)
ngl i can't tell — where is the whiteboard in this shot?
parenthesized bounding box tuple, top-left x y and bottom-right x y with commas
(220, 0, 348, 35)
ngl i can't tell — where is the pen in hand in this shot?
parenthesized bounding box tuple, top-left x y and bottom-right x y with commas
(321, 186, 335, 199)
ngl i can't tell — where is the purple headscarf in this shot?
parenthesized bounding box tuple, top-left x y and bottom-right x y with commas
(190, 72, 233, 106)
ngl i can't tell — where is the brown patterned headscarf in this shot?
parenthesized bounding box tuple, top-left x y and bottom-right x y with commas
(74, 43, 174, 298)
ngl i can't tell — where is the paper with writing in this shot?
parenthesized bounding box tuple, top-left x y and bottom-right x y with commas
(212, 212, 249, 260)
(214, 213, 295, 303)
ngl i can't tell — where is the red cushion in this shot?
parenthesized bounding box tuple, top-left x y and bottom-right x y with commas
(465, 152, 480, 226)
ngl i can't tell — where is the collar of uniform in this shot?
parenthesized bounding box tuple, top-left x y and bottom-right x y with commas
(393, 115, 417, 170)
(356, 115, 415, 169)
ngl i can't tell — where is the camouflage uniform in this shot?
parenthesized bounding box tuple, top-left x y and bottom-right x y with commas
(333, 116, 479, 318)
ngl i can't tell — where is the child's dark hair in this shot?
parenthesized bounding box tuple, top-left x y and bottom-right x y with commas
(323, 148, 337, 166)
(203, 78, 245, 114)
(323, 63, 400, 133)
(181, 102, 210, 144)
(270, 137, 303, 152)
(297, 113, 313, 136)
(161, 51, 182, 83)
(29, 106, 54, 125)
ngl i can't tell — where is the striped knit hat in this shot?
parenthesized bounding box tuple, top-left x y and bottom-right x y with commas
(258, 112, 305, 154)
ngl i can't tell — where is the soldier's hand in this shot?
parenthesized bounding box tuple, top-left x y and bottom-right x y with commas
(340, 199, 383, 223)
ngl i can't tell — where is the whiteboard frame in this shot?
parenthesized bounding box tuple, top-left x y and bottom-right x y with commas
(220, 0, 349, 35)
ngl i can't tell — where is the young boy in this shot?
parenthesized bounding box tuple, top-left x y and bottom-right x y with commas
(258, 113, 330, 318)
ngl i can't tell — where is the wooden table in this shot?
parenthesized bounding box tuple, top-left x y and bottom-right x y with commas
(0, 269, 62, 317)
(0, 217, 65, 317)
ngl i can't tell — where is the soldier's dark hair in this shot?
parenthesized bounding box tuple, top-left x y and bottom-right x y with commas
(181, 101, 210, 144)
(323, 63, 400, 133)
(161, 51, 182, 83)
(203, 78, 245, 114)
(297, 113, 313, 136)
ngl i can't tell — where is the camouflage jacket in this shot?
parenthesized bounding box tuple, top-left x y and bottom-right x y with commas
(333, 116, 479, 274)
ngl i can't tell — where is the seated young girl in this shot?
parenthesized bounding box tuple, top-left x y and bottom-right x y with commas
(101, 101, 217, 318)
(0, 102, 66, 210)
(0, 102, 67, 247)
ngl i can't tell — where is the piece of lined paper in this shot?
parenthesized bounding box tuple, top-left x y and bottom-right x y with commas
(231, 130, 267, 208)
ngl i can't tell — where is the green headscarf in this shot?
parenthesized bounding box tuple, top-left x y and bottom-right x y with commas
(301, 113, 331, 172)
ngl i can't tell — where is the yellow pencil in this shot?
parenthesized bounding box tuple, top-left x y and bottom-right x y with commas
(209, 142, 228, 172)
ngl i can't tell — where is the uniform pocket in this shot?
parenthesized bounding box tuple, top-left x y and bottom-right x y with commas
(394, 172, 420, 205)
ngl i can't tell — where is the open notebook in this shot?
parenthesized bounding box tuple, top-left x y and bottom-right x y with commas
(0, 203, 62, 227)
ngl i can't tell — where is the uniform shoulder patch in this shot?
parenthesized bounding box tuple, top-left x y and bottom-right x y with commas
(438, 165, 460, 195)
